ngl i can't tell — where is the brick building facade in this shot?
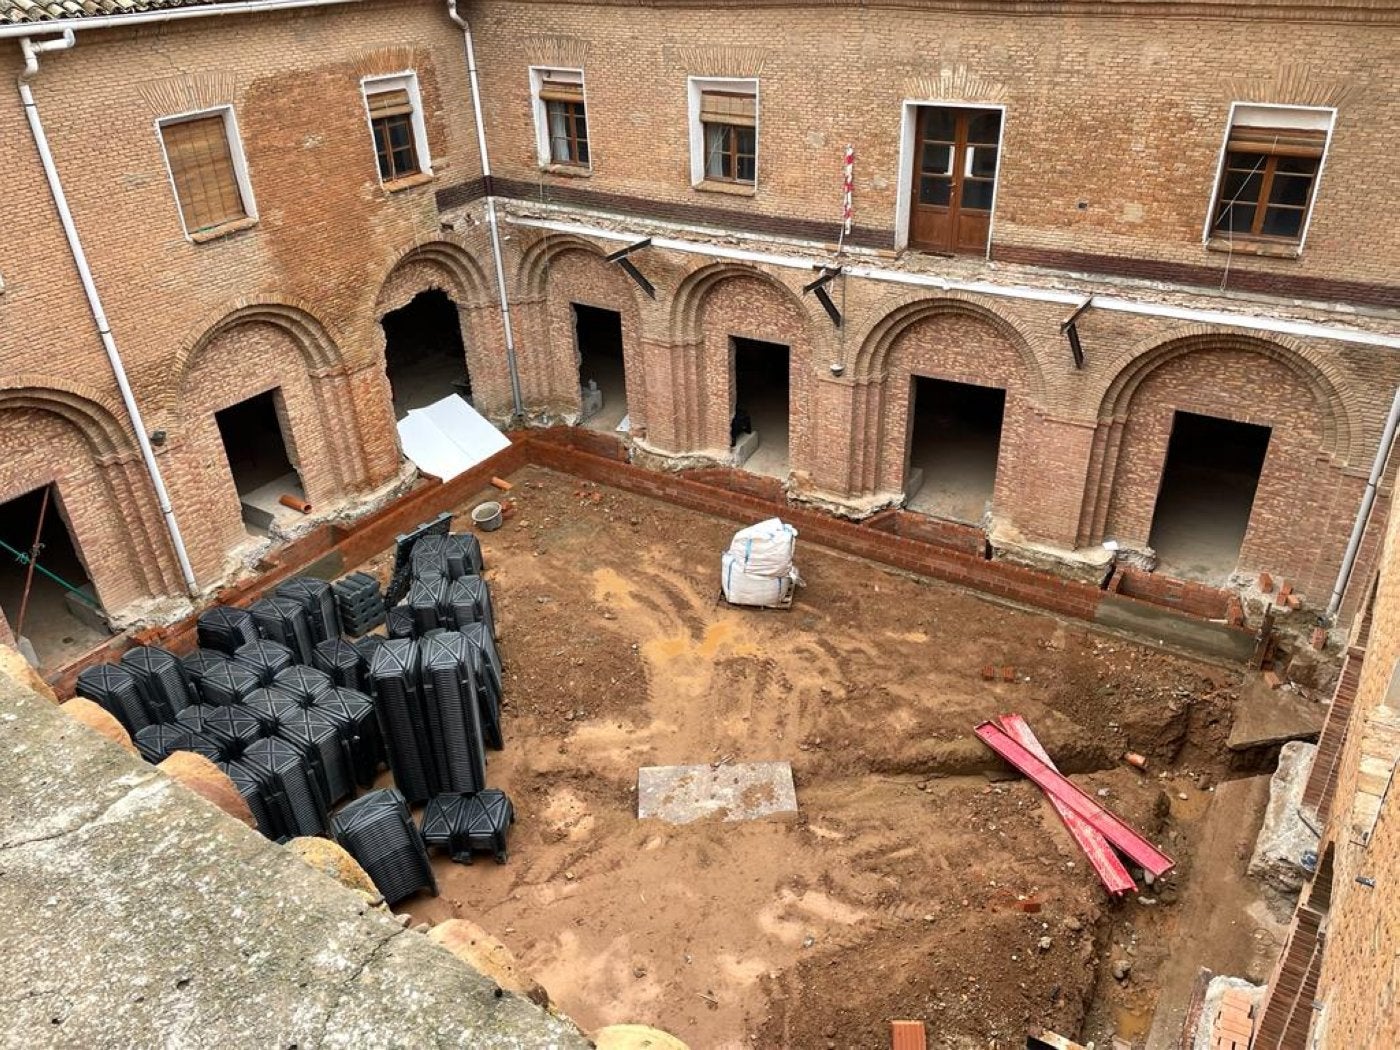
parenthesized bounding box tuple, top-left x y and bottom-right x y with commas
(2, 0, 1399, 649)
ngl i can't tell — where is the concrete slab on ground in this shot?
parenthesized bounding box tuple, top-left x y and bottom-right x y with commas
(1227, 677, 1325, 752)
(637, 761, 798, 824)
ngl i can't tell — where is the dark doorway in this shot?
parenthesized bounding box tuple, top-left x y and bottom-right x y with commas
(732, 337, 790, 478)
(905, 376, 1005, 524)
(381, 289, 470, 418)
(1149, 411, 1271, 582)
(0, 484, 108, 668)
(574, 303, 627, 432)
(215, 389, 302, 532)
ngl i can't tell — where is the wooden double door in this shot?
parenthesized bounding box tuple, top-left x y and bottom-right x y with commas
(908, 107, 1002, 255)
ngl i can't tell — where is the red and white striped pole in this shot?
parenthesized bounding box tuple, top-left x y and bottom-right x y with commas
(839, 144, 855, 252)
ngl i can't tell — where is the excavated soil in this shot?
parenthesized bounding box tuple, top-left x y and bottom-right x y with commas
(382, 466, 1249, 1049)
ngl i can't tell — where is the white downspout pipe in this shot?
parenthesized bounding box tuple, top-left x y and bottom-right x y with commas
(1326, 385, 1400, 621)
(445, 0, 524, 421)
(18, 34, 200, 596)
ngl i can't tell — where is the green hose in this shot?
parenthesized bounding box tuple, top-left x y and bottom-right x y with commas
(0, 537, 101, 608)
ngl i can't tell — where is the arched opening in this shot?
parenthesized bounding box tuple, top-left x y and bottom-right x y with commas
(381, 289, 471, 418)
(1148, 411, 1272, 581)
(214, 388, 305, 534)
(573, 303, 628, 432)
(0, 482, 109, 668)
(905, 375, 1005, 523)
(731, 336, 790, 477)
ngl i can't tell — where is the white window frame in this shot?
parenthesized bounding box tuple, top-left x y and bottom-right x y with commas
(155, 105, 257, 241)
(687, 76, 760, 190)
(529, 66, 590, 170)
(360, 71, 432, 185)
(894, 99, 1008, 259)
(1201, 101, 1337, 252)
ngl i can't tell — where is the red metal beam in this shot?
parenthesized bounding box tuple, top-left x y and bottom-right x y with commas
(975, 720, 1175, 878)
(997, 714, 1136, 896)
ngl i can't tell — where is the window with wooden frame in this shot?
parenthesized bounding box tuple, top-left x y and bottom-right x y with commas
(159, 110, 251, 236)
(536, 69, 589, 167)
(1209, 106, 1333, 247)
(363, 74, 431, 186)
(700, 88, 756, 185)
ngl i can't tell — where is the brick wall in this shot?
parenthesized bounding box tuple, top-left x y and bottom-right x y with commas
(3, 0, 1399, 637)
(0, 0, 510, 611)
(468, 0, 1400, 293)
(1262, 476, 1400, 1047)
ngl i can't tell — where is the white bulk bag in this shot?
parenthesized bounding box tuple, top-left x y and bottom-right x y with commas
(721, 553, 797, 609)
(726, 518, 798, 578)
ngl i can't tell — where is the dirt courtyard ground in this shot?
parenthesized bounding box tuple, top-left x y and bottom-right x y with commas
(376, 465, 1270, 1049)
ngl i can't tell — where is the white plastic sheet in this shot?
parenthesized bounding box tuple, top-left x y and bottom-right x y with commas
(396, 396, 511, 481)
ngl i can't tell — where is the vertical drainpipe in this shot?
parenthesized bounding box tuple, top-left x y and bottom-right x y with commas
(18, 33, 201, 597)
(1326, 385, 1400, 622)
(445, 0, 525, 421)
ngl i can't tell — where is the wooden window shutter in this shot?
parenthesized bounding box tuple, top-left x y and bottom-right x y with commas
(538, 70, 584, 103)
(161, 114, 246, 233)
(1227, 125, 1326, 158)
(700, 90, 756, 127)
(368, 87, 414, 119)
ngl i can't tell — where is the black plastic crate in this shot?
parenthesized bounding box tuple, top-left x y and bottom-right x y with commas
(407, 576, 449, 635)
(133, 723, 214, 765)
(181, 648, 230, 684)
(275, 706, 353, 808)
(312, 637, 368, 691)
(272, 665, 336, 707)
(446, 576, 496, 639)
(457, 623, 503, 750)
(242, 688, 303, 736)
(196, 605, 260, 655)
(332, 788, 437, 905)
(385, 605, 416, 640)
(75, 663, 151, 735)
(193, 661, 261, 707)
(312, 687, 385, 788)
(242, 736, 327, 838)
(368, 638, 435, 804)
(275, 576, 342, 644)
(419, 633, 487, 795)
(220, 758, 278, 838)
(419, 789, 514, 864)
(119, 645, 194, 723)
(232, 640, 296, 685)
(248, 596, 315, 664)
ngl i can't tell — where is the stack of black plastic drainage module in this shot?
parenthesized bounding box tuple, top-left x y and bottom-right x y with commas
(73, 513, 516, 907)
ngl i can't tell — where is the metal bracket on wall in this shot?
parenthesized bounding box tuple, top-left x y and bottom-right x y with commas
(604, 238, 656, 299)
(1060, 295, 1094, 369)
(803, 266, 843, 328)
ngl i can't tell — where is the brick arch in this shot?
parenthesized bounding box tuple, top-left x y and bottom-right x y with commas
(161, 301, 389, 582)
(665, 262, 819, 463)
(0, 382, 180, 607)
(373, 238, 506, 417)
(0, 378, 134, 461)
(850, 296, 1046, 512)
(375, 238, 491, 317)
(853, 292, 1047, 401)
(168, 299, 347, 414)
(1080, 330, 1361, 593)
(514, 233, 647, 425)
(1095, 327, 1356, 465)
(670, 261, 814, 344)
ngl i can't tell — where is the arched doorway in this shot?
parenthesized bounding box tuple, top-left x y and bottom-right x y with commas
(381, 288, 472, 418)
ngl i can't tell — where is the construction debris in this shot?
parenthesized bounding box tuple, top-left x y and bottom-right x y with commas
(995, 714, 1136, 895)
(976, 715, 1174, 882)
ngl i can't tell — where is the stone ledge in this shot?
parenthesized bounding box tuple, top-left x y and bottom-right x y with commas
(0, 663, 589, 1050)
